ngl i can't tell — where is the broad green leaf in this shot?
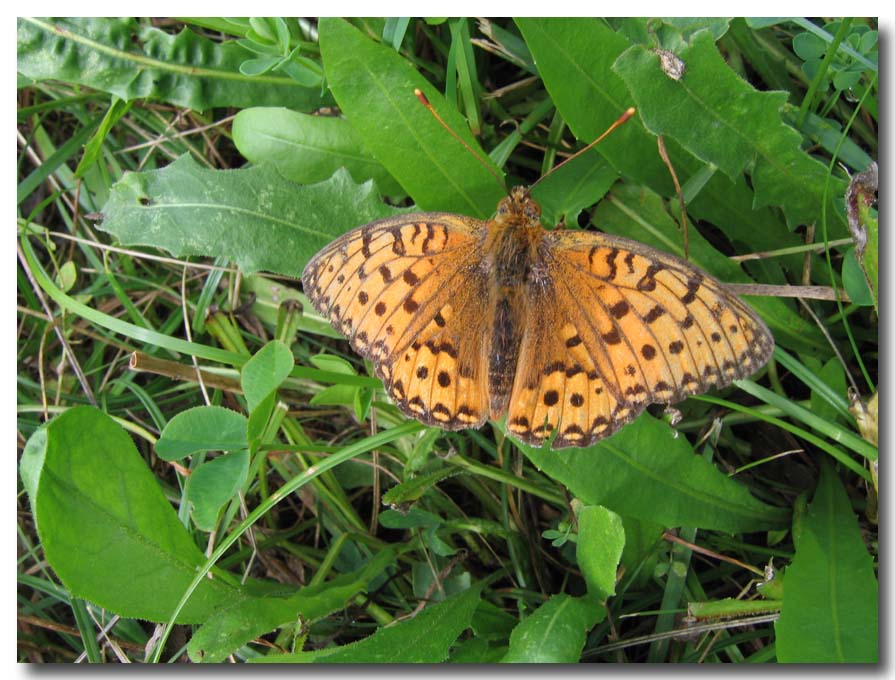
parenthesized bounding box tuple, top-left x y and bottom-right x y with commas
(576, 505, 625, 601)
(155, 405, 248, 461)
(186, 451, 249, 531)
(515, 19, 801, 285)
(688, 173, 803, 273)
(319, 18, 504, 218)
(98, 156, 405, 278)
(775, 465, 878, 662)
(17, 17, 328, 111)
(531, 154, 619, 227)
(232, 107, 403, 196)
(519, 414, 788, 533)
(254, 582, 484, 663)
(21, 407, 239, 622)
(515, 18, 675, 193)
(501, 594, 602, 663)
(189, 548, 398, 663)
(241, 340, 294, 413)
(613, 30, 847, 230)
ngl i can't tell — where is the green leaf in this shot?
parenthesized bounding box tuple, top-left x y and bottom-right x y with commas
(254, 582, 484, 663)
(842, 246, 874, 306)
(54, 260, 77, 293)
(232, 107, 403, 196)
(381, 468, 461, 507)
(186, 451, 249, 531)
(613, 30, 847, 229)
(576, 505, 625, 601)
(21, 407, 240, 622)
(501, 594, 603, 663)
(382, 17, 411, 51)
(241, 340, 294, 413)
(515, 18, 674, 193)
(98, 156, 405, 279)
(662, 17, 731, 41)
(16, 17, 328, 111)
(318, 18, 504, 218)
(155, 405, 248, 461)
(806, 356, 849, 424)
(531, 154, 619, 227)
(189, 548, 398, 663)
(515, 18, 804, 280)
(775, 465, 878, 662)
(618, 515, 664, 588)
(379, 507, 441, 530)
(519, 414, 788, 533)
(75, 97, 133, 179)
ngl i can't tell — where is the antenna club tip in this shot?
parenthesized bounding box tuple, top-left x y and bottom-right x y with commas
(624, 107, 636, 119)
(414, 88, 430, 105)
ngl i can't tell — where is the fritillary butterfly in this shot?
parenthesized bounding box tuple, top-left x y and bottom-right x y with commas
(301, 186, 774, 448)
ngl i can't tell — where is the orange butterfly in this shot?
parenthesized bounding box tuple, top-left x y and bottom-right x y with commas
(301, 186, 774, 448)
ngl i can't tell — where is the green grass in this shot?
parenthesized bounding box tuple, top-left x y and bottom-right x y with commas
(17, 17, 877, 663)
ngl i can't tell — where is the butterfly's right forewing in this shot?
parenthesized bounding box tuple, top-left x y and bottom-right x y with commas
(302, 213, 494, 431)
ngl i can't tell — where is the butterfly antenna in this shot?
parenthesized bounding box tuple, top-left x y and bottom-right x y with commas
(531, 107, 637, 191)
(414, 88, 507, 194)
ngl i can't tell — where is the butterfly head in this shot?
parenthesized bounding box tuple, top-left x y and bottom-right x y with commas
(495, 186, 541, 227)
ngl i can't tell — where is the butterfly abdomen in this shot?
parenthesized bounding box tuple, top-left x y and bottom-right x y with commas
(488, 292, 523, 419)
(485, 220, 546, 420)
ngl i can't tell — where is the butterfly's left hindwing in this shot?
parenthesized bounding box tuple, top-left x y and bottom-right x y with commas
(302, 213, 493, 430)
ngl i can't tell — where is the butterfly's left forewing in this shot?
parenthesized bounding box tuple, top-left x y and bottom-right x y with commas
(302, 213, 494, 430)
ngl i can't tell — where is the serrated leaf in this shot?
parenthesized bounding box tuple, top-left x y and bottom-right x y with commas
(501, 594, 602, 663)
(775, 465, 878, 662)
(613, 30, 847, 229)
(253, 582, 484, 663)
(319, 18, 504, 218)
(98, 156, 405, 278)
(17, 17, 328, 111)
(20, 407, 239, 622)
(233, 107, 403, 195)
(187, 451, 249, 531)
(519, 414, 788, 533)
(155, 405, 247, 461)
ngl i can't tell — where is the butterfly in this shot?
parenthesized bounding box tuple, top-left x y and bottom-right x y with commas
(301, 186, 774, 448)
